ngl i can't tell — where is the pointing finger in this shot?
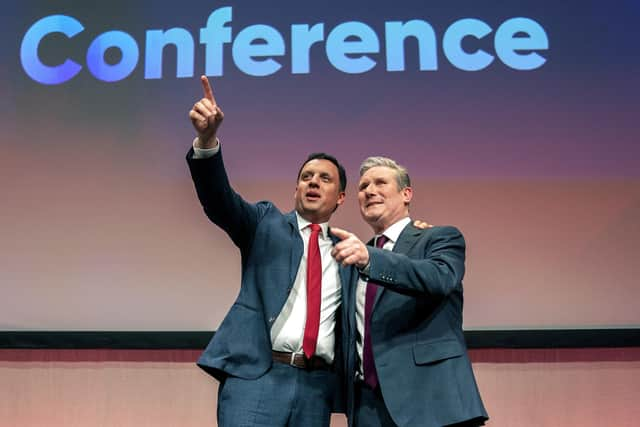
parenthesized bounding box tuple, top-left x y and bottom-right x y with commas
(330, 227, 351, 241)
(200, 75, 216, 104)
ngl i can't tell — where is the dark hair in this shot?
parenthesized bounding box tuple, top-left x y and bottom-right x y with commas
(297, 152, 347, 192)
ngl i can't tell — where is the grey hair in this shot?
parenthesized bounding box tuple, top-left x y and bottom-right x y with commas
(359, 156, 411, 190)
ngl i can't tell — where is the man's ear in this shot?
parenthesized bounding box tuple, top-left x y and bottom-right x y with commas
(402, 186, 413, 204)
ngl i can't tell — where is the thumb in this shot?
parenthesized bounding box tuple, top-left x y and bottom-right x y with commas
(329, 226, 351, 240)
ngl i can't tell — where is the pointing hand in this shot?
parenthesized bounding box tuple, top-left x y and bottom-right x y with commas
(189, 75, 224, 148)
(330, 227, 370, 269)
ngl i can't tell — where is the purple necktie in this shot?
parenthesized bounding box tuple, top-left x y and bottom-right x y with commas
(363, 234, 388, 389)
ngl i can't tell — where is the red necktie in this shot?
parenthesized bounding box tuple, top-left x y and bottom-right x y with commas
(363, 234, 388, 388)
(303, 224, 322, 358)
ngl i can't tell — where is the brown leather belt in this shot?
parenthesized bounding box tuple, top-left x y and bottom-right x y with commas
(271, 351, 332, 371)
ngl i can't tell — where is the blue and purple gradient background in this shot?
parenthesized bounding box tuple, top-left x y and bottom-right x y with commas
(1, 0, 639, 330)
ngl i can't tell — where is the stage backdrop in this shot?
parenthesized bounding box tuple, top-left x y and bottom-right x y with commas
(2, 0, 639, 331)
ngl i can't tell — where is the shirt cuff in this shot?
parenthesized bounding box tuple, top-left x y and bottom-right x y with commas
(359, 262, 371, 276)
(192, 137, 220, 159)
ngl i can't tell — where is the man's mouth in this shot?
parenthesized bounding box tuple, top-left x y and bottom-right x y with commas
(366, 200, 383, 208)
(306, 191, 321, 201)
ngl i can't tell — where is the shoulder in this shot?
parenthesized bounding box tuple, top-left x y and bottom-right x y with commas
(432, 225, 463, 238)
(408, 224, 463, 238)
(406, 225, 465, 249)
(254, 200, 283, 218)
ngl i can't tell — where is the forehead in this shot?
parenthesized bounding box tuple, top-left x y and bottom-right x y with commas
(299, 159, 339, 177)
(359, 166, 396, 182)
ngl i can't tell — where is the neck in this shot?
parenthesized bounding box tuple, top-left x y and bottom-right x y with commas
(297, 211, 329, 225)
(370, 223, 385, 235)
(369, 214, 409, 235)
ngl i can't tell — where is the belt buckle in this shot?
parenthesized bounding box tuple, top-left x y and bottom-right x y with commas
(290, 352, 297, 367)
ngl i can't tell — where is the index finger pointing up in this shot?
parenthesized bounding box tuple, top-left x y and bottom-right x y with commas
(200, 75, 216, 104)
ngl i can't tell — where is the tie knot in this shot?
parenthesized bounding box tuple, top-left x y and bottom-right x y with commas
(376, 235, 388, 248)
(310, 223, 321, 234)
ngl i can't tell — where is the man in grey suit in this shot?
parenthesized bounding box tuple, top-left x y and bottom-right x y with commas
(331, 157, 489, 427)
(186, 75, 356, 427)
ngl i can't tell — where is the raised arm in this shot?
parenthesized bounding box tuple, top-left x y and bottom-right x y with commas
(331, 226, 464, 298)
(366, 226, 465, 298)
(187, 76, 265, 250)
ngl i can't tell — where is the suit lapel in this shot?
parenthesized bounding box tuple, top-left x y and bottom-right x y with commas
(286, 211, 303, 287)
(392, 224, 423, 255)
(373, 224, 423, 309)
(330, 227, 355, 317)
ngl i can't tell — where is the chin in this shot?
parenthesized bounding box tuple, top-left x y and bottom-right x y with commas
(302, 201, 319, 211)
(303, 207, 320, 217)
(363, 206, 381, 217)
(362, 213, 379, 224)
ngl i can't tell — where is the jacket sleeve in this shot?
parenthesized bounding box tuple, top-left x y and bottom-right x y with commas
(365, 226, 465, 297)
(186, 146, 268, 251)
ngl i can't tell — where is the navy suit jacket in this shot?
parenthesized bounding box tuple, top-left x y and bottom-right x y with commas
(186, 148, 355, 401)
(345, 224, 488, 427)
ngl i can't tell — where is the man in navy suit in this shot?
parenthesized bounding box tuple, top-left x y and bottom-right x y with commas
(186, 76, 356, 427)
(332, 157, 489, 427)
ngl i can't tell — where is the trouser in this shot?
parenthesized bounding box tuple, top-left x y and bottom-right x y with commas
(353, 381, 486, 427)
(217, 362, 337, 427)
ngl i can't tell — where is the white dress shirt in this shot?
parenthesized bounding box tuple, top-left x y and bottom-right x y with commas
(271, 214, 342, 363)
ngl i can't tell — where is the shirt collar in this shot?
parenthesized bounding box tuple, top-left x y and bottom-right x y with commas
(295, 211, 329, 239)
(377, 216, 411, 243)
